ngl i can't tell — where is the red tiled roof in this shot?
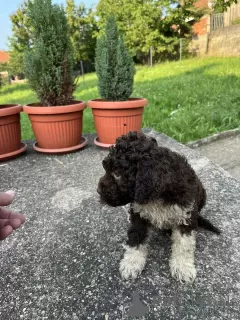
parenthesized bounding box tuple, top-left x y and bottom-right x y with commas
(0, 51, 10, 63)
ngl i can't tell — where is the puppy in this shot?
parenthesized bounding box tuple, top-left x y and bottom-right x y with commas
(97, 131, 220, 283)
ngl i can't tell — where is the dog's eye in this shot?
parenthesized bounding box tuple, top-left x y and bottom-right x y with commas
(112, 173, 121, 181)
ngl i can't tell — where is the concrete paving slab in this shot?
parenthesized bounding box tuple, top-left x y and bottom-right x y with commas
(0, 130, 240, 320)
(187, 131, 240, 181)
(196, 135, 240, 181)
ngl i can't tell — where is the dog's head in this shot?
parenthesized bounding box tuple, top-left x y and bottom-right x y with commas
(97, 131, 200, 209)
(97, 131, 158, 207)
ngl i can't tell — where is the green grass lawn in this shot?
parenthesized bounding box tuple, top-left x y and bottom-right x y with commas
(0, 57, 239, 143)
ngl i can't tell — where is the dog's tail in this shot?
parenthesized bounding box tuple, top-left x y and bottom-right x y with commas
(197, 215, 221, 234)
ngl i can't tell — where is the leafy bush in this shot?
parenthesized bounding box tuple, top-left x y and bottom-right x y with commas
(95, 15, 135, 101)
(24, 0, 77, 106)
(232, 17, 240, 25)
(0, 63, 8, 89)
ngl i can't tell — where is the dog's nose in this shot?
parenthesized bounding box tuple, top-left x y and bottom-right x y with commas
(97, 186, 101, 194)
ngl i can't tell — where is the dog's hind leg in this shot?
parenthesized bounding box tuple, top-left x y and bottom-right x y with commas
(169, 227, 197, 284)
(119, 210, 151, 280)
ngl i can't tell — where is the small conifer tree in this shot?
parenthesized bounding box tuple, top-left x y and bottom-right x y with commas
(24, 0, 77, 106)
(95, 15, 136, 101)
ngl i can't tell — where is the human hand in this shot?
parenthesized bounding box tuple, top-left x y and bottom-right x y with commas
(0, 191, 25, 240)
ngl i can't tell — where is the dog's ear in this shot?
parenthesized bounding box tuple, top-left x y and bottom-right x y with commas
(134, 158, 155, 204)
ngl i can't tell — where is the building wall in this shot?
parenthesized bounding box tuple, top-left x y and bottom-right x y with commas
(224, 2, 240, 27)
(208, 24, 240, 56)
(189, 34, 209, 56)
(189, 24, 240, 56)
(0, 51, 10, 63)
(192, 0, 209, 36)
(193, 17, 208, 35)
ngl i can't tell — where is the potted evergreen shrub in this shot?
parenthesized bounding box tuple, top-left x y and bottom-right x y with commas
(0, 104, 27, 161)
(0, 74, 26, 160)
(88, 16, 148, 148)
(23, 0, 87, 154)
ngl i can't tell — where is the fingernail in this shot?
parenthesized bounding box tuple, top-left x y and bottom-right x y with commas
(5, 190, 15, 197)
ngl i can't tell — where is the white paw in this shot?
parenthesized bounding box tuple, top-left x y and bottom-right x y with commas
(170, 259, 196, 283)
(119, 245, 147, 280)
(170, 229, 196, 283)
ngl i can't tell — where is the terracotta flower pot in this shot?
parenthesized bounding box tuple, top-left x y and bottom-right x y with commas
(23, 101, 87, 154)
(88, 98, 148, 147)
(0, 104, 27, 161)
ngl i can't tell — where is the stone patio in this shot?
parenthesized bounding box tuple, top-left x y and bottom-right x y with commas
(0, 129, 239, 319)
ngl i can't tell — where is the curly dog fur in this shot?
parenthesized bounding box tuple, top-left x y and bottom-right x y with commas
(97, 131, 220, 283)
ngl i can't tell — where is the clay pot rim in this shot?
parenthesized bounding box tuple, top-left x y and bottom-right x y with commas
(33, 136, 87, 154)
(23, 100, 86, 115)
(88, 98, 148, 110)
(0, 104, 22, 117)
(0, 143, 27, 161)
(94, 137, 115, 148)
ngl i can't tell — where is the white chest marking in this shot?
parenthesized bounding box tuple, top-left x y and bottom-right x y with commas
(133, 201, 193, 229)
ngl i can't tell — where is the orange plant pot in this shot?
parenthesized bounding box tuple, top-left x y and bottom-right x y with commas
(0, 104, 27, 161)
(88, 98, 148, 147)
(23, 101, 87, 153)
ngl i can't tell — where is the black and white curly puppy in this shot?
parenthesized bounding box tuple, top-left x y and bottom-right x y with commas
(97, 131, 220, 283)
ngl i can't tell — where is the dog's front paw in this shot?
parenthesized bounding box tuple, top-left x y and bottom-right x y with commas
(119, 245, 147, 280)
(170, 259, 196, 283)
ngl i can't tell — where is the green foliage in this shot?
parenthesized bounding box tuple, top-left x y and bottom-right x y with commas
(9, 0, 98, 76)
(95, 15, 135, 101)
(95, 0, 204, 63)
(213, 0, 239, 13)
(23, 0, 77, 106)
(96, 0, 163, 57)
(66, 0, 80, 62)
(0, 62, 9, 72)
(0, 63, 9, 89)
(8, 1, 32, 76)
(66, 0, 98, 64)
(0, 57, 240, 142)
(232, 17, 240, 25)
